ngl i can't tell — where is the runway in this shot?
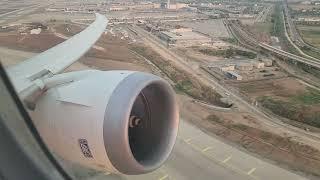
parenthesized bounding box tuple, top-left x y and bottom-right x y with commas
(69, 120, 306, 180)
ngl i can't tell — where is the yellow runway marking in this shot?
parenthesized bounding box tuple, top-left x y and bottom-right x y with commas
(202, 146, 213, 152)
(247, 168, 256, 175)
(222, 156, 232, 163)
(182, 138, 259, 179)
(159, 174, 169, 180)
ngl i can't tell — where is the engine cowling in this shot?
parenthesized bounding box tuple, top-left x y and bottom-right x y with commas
(30, 70, 179, 175)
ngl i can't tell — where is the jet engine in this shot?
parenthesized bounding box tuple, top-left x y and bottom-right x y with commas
(29, 70, 179, 175)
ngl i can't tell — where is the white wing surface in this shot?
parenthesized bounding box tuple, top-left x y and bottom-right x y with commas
(6, 13, 108, 93)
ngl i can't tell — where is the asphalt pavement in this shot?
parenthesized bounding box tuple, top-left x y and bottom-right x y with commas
(68, 120, 306, 180)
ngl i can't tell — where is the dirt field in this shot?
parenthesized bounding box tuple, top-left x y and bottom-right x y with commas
(289, 4, 317, 11)
(79, 57, 150, 72)
(243, 22, 272, 44)
(53, 23, 84, 37)
(248, 22, 272, 43)
(175, 47, 223, 64)
(0, 33, 64, 52)
(0, 9, 17, 15)
(232, 77, 306, 100)
(172, 19, 230, 38)
(0, 23, 143, 65)
(231, 77, 320, 128)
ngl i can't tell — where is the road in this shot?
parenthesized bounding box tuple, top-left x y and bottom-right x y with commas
(69, 120, 306, 180)
(281, 10, 317, 60)
(131, 25, 320, 147)
(283, 0, 320, 54)
(254, 4, 273, 23)
(227, 21, 320, 69)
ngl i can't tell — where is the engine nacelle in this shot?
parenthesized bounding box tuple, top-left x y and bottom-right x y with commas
(30, 70, 179, 175)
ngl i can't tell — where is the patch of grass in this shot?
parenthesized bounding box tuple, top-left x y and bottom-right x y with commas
(271, 3, 283, 37)
(174, 79, 193, 91)
(206, 114, 223, 123)
(197, 47, 257, 59)
(254, 22, 273, 35)
(270, 3, 300, 55)
(297, 61, 320, 78)
(301, 47, 320, 60)
(298, 27, 320, 48)
(221, 37, 237, 44)
(292, 88, 320, 105)
(258, 96, 320, 128)
(229, 124, 249, 131)
(260, 131, 273, 140)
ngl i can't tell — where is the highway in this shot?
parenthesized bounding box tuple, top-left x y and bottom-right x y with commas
(130, 24, 320, 151)
(254, 4, 273, 23)
(224, 21, 320, 139)
(259, 42, 320, 68)
(283, 0, 320, 54)
(227, 21, 320, 69)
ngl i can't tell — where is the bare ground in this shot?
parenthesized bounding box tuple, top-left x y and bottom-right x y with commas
(231, 77, 306, 101)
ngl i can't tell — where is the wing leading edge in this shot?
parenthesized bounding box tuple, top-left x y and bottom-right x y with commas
(6, 13, 108, 93)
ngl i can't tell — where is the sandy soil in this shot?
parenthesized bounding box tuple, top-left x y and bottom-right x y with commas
(176, 47, 223, 64)
(232, 77, 306, 100)
(78, 56, 150, 72)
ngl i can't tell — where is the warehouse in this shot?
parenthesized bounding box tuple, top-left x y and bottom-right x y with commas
(225, 71, 243, 80)
(159, 29, 212, 47)
(236, 63, 253, 71)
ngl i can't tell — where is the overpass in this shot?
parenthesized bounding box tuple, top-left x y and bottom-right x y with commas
(259, 43, 320, 68)
(225, 20, 320, 69)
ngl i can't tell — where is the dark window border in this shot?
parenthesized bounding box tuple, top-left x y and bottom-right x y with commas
(0, 63, 72, 180)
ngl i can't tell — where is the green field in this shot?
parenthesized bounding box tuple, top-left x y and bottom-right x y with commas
(258, 87, 320, 128)
(270, 3, 300, 54)
(195, 47, 257, 59)
(297, 25, 320, 48)
(292, 88, 320, 105)
(254, 22, 273, 35)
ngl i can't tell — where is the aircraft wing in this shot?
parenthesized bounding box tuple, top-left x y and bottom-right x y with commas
(6, 13, 108, 93)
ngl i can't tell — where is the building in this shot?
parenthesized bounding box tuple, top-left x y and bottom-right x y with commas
(167, 3, 188, 10)
(109, 6, 129, 11)
(262, 59, 273, 67)
(109, 3, 160, 11)
(220, 64, 235, 72)
(225, 71, 243, 80)
(236, 63, 253, 71)
(30, 28, 41, 35)
(254, 62, 264, 69)
(159, 29, 211, 47)
(301, 1, 312, 5)
(169, 28, 192, 33)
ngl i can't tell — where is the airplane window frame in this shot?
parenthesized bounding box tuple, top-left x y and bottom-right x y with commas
(0, 63, 72, 180)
